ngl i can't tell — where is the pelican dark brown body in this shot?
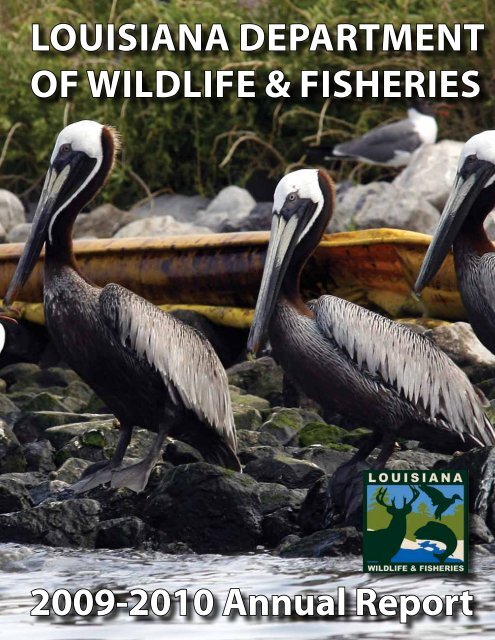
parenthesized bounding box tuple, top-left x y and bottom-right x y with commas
(248, 169, 495, 477)
(4, 120, 240, 493)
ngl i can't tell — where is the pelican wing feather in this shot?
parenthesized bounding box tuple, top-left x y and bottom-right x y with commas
(312, 295, 495, 446)
(99, 283, 237, 451)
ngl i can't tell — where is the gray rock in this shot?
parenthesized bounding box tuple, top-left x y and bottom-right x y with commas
(330, 181, 389, 233)
(394, 140, 463, 210)
(256, 482, 306, 515)
(73, 204, 137, 239)
(14, 412, 113, 444)
(0, 394, 18, 425)
(299, 475, 331, 534)
(0, 189, 25, 232)
(218, 202, 273, 233)
(260, 408, 303, 445)
(6, 223, 31, 243)
(279, 527, 361, 558)
(470, 514, 494, 545)
(23, 440, 56, 473)
(294, 445, 353, 475)
(263, 507, 299, 547)
(132, 194, 210, 222)
(54, 457, 92, 484)
(195, 186, 256, 230)
(0, 498, 100, 547)
(425, 322, 495, 382)
(0, 477, 33, 513)
(115, 215, 211, 238)
(228, 357, 284, 406)
(0, 362, 41, 388)
(96, 516, 153, 549)
(144, 462, 262, 553)
(451, 447, 495, 526)
(0, 421, 26, 473)
(162, 440, 203, 466)
(353, 183, 439, 234)
(244, 453, 324, 489)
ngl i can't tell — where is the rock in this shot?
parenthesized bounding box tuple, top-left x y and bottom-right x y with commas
(54, 457, 92, 484)
(218, 202, 273, 233)
(470, 514, 494, 545)
(425, 322, 495, 382)
(14, 412, 113, 444)
(294, 445, 354, 475)
(23, 440, 56, 472)
(0, 477, 33, 513)
(162, 440, 203, 466)
(195, 186, 255, 230)
(262, 507, 299, 547)
(96, 516, 153, 549)
(244, 453, 324, 489)
(451, 447, 495, 526)
(144, 462, 262, 553)
(298, 422, 351, 449)
(394, 140, 463, 210)
(353, 183, 439, 234)
(279, 527, 361, 558)
(48, 422, 155, 465)
(115, 215, 211, 238)
(387, 448, 450, 470)
(0, 471, 46, 488)
(228, 357, 284, 406)
(231, 400, 263, 432)
(0, 394, 18, 425)
(29, 480, 71, 505)
(0, 363, 41, 388)
(0, 189, 25, 232)
(299, 475, 331, 534)
(330, 181, 388, 233)
(260, 408, 303, 445)
(21, 392, 73, 414)
(132, 194, 210, 222)
(0, 421, 26, 473)
(0, 498, 100, 547)
(73, 204, 137, 239)
(256, 482, 306, 515)
(6, 222, 31, 243)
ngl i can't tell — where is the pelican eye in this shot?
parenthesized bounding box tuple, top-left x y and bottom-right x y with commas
(59, 143, 72, 155)
(287, 193, 297, 202)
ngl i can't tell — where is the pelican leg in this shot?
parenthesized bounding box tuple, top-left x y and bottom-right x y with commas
(349, 431, 382, 462)
(71, 422, 133, 493)
(110, 423, 168, 493)
(371, 437, 397, 469)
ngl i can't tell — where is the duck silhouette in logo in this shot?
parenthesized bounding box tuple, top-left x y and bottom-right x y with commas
(367, 485, 419, 563)
(415, 521, 458, 563)
(419, 484, 462, 520)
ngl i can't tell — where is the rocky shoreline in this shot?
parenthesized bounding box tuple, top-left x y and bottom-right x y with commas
(1, 316, 495, 558)
(2, 138, 495, 558)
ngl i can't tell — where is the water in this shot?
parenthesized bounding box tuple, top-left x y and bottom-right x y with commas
(1, 543, 494, 639)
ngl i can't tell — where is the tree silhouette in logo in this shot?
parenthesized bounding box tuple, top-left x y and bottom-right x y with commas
(366, 485, 419, 563)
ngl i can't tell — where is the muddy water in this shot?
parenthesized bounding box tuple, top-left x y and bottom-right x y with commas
(1, 543, 494, 639)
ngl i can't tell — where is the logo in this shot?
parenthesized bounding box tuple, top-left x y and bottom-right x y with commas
(363, 469, 468, 574)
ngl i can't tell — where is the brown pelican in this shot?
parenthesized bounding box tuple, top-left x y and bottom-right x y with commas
(312, 100, 438, 167)
(3, 120, 240, 492)
(247, 168, 495, 473)
(415, 131, 495, 353)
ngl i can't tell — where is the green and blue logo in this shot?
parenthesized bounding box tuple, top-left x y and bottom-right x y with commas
(363, 469, 468, 574)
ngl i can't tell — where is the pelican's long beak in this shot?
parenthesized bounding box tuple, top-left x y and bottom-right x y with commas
(4, 165, 70, 305)
(247, 201, 316, 355)
(414, 161, 495, 294)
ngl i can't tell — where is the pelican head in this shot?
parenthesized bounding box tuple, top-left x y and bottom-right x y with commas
(247, 168, 334, 354)
(4, 120, 119, 305)
(0, 315, 17, 355)
(415, 130, 495, 294)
